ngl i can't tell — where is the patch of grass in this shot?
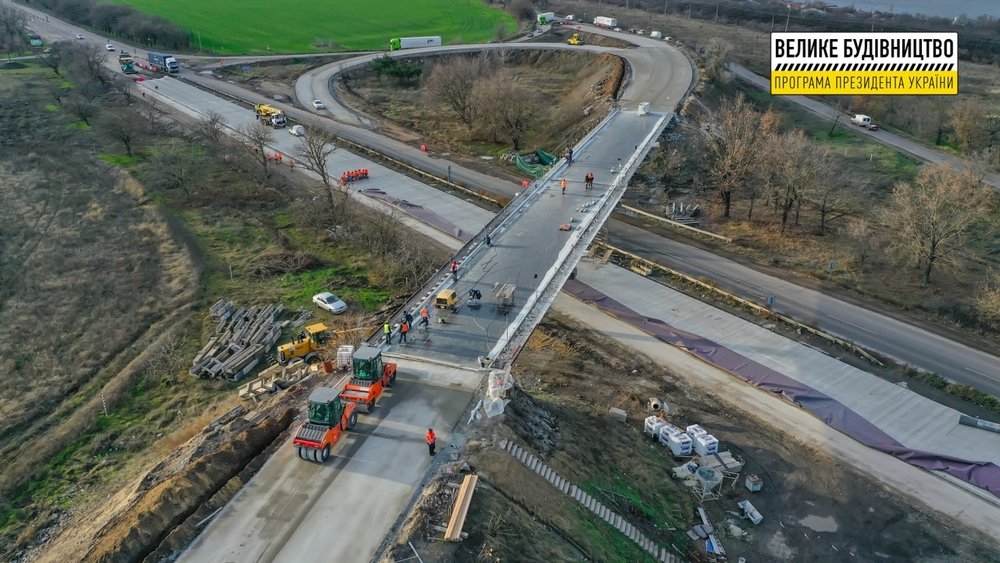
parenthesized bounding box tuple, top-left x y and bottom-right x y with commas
(44, 104, 60, 112)
(97, 153, 140, 166)
(66, 121, 90, 131)
(107, 0, 516, 54)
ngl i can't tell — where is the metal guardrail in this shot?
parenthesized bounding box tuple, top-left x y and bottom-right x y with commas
(488, 111, 671, 368)
(619, 205, 733, 243)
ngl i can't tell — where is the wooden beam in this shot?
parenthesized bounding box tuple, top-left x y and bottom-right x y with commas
(443, 474, 478, 541)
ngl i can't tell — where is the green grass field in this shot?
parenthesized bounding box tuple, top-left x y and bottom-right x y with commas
(109, 0, 516, 54)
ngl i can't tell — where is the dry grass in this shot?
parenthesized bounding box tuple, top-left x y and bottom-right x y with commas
(340, 49, 623, 159)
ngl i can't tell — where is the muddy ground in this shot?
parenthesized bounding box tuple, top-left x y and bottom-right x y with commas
(384, 315, 1000, 563)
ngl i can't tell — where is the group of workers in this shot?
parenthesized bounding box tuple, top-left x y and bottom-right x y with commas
(560, 172, 597, 194)
(383, 306, 431, 345)
(340, 168, 369, 185)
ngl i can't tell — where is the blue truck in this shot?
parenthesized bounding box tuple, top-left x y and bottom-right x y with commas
(147, 51, 179, 73)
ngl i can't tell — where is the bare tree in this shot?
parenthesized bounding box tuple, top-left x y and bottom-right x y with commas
(879, 164, 994, 284)
(98, 111, 148, 156)
(765, 131, 829, 232)
(702, 38, 733, 84)
(845, 217, 876, 267)
(239, 122, 274, 176)
(66, 95, 99, 125)
(424, 56, 485, 127)
(702, 94, 778, 218)
(808, 176, 858, 236)
(949, 98, 988, 152)
(297, 130, 338, 189)
(38, 41, 68, 75)
(472, 75, 539, 150)
(976, 270, 1000, 327)
(143, 138, 209, 197)
(198, 110, 226, 144)
(109, 74, 137, 106)
(65, 43, 110, 87)
(0, 4, 27, 60)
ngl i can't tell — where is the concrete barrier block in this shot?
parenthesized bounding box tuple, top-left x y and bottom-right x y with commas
(609, 407, 627, 423)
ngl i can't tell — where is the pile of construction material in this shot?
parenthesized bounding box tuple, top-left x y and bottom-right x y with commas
(190, 300, 284, 380)
(238, 358, 314, 403)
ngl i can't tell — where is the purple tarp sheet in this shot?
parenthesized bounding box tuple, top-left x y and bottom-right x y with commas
(359, 188, 473, 242)
(564, 279, 1000, 499)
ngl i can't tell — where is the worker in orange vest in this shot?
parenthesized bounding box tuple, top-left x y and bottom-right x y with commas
(419, 306, 429, 328)
(426, 428, 436, 456)
(561, 178, 567, 194)
(400, 321, 409, 343)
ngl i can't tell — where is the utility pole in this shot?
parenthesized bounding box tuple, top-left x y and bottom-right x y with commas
(664, 0, 668, 15)
(784, 4, 791, 32)
(715, 3, 719, 23)
(770, 14, 775, 32)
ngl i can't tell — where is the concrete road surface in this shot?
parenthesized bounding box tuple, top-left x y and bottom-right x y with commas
(608, 221, 1000, 398)
(180, 360, 479, 563)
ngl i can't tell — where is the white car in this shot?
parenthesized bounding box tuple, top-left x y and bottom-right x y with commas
(289, 124, 305, 137)
(105, 43, 115, 51)
(75, 33, 84, 40)
(312, 99, 325, 110)
(313, 292, 348, 314)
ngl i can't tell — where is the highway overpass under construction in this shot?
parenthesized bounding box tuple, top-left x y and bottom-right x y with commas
(371, 106, 671, 369)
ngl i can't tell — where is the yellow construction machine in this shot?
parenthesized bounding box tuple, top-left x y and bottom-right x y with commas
(277, 323, 330, 365)
(567, 33, 584, 46)
(254, 104, 287, 128)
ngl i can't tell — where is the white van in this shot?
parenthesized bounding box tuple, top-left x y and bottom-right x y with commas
(851, 114, 871, 127)
(650, 31, 663, 39)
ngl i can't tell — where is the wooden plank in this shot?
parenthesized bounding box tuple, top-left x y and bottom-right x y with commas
(444, 474, 478, 541)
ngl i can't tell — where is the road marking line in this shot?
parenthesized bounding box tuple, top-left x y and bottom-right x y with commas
(963, 366, 1000, 383)
(824, 314, 878, 336)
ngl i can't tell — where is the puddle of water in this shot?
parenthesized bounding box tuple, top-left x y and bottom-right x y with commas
(799, 514, 839, 533)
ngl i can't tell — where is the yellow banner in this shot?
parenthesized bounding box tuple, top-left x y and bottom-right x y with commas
(770, 71, 957, 95)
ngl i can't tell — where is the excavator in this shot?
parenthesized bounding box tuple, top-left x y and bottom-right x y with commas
(254, 104, 287, 128)
(567, 33, 584, 46)
(339, 346, 396, 413)
(292, 387, 358, 462)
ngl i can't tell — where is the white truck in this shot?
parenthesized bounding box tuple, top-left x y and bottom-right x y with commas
(650, 31, 663, 39)
(593, 16, 618, 28)
(537, 11, 556, 24)
(389, 36, 442, 51)
(851, 114, 878, 130)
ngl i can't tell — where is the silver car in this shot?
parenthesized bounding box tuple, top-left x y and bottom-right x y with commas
(312, 99, 325, 110)
(312, 292, 348, 314)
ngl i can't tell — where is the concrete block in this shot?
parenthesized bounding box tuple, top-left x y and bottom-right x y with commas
(659, 547, 667, 560)
(617, 520, 628, 533)
(499, 439, 508, 450)
(517, 449, 527, 463)
(614, 514, 623, 528)
(569, 484, 578, 497)
(560, 480, 570, 493)
(528, 457, 539, 472)
(609, 407, 627, 423)
(629, 528, 640, 542)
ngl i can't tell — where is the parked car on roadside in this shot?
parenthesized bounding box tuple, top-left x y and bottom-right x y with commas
(312, 99, 325, 110)
(313, 292, 348, 314)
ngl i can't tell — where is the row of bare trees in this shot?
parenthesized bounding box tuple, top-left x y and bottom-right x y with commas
(30, 0, 190, 49)
(423, 51, 541, 150)
(700, 94, 996, 285)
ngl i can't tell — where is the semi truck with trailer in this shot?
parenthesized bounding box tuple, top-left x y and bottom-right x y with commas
(389, 36, 442, 51)
(593, 16, 618, 28)
(147, 51, 179, 73)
